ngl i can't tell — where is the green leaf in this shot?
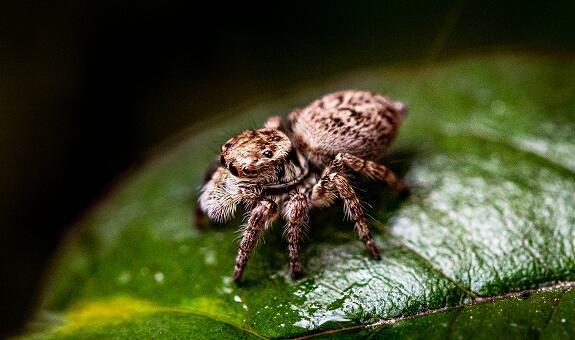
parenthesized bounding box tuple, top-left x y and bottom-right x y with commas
(21, 54, 575, 339)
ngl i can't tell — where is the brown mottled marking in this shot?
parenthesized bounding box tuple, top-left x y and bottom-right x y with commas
(289, 90, 405, 166)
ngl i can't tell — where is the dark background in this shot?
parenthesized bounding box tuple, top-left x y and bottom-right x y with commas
(1, 0, 574, 336)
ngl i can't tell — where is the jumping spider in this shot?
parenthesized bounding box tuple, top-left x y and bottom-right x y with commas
(196, 90, 408, 283)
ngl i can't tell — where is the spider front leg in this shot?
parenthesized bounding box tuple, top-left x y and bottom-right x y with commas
(311, 163, 381, 260)
(234, 199, 278, 283)
(197, 167, 244, 225)
(284, 192, 309, 279)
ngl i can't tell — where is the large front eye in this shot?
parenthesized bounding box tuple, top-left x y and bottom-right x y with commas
(263, 150, 273, 158)
(220, 155, 226, 166)
(222, 142, 232, 152)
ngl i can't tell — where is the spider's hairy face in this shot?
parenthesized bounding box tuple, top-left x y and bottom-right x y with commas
(220, 128, 292, 180)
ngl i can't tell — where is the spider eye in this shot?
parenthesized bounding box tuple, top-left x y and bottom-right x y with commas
(220, 155, 226, 167)
(228, 163, 239, 176)
(263, 150, 273, 158)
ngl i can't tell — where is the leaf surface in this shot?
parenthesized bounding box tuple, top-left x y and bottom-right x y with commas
(22, 54, 575, 339)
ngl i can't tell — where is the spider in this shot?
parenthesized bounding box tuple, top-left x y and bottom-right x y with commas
(196, 90, 408, 283)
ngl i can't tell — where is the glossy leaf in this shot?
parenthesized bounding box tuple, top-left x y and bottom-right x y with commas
(21, 55, 575, 339)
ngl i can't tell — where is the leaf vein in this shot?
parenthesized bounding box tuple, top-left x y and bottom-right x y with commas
(296, 281, 575, 339)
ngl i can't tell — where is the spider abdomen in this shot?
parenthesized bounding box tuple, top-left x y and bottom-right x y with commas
(289, 90, 406, 166)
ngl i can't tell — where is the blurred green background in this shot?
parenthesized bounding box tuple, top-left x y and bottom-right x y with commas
(1, 0, 574, 336)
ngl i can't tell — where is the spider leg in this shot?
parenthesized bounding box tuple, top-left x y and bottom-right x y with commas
(193, 205, 206, 229)
(335, 153, 408, 195)
(284, 192, 308, 279)
(198, 167, 244, 225)
(264, 115, 282, 129)
(233, 199, 278, 283)
(311, 163, 381, 260)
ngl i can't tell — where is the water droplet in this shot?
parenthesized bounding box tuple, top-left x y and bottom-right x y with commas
(294, 319, 312, 328)
(234, 295, 242, 303)
(491, 99, 507, 115)
(118, 272, 131, 284)
(220, 276, 233, 294)
(154, 272, 164, 283)
(294, 289, 305, 297)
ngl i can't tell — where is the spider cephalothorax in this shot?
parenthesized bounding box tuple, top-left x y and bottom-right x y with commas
(196, 90, 408, 283)
(219, 128, 293, 183)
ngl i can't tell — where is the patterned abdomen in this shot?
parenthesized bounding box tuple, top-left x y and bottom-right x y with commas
(288, 90, 406, 165)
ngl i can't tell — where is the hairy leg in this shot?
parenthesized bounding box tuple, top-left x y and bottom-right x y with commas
(194, 160, 224, 228)
(264, 115, 282, 129)
(284, 192, 309, 279)
(311, 168, 381, 260)
(234, 199, 278, 283)
(198, 166, 244, 225)
(334, 153, 408, 194)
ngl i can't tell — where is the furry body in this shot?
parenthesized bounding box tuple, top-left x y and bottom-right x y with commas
(197, 90, 407, 282)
